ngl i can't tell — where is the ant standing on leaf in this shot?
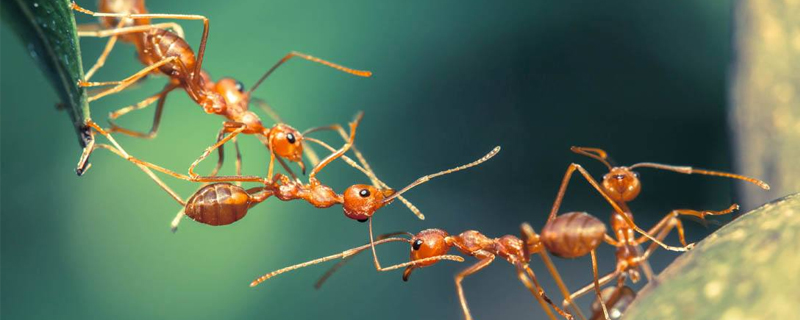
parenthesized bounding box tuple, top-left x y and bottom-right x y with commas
(540, 146, 769, 320)
(284, 146, 769, 320)
(71, 1, 372, 178)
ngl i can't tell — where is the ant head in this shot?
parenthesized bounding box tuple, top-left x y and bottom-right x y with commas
(602, 167, 640, 202)
(214, 77, 248, 108)
(403, 229, 451, 281)
(267, 124, 304, 163)
(342, 185, 395, 221)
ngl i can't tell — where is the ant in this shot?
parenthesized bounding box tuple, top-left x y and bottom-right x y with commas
(250, 221, 579, 320)
(83, 113, 499, 234)
(298, 147, 769, 320)
(71, 1, 372, 178)
(537, 146, 769, 319)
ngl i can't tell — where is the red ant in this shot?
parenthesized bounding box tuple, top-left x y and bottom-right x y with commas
(252, 220, 587, 320)
(287, 147, 768, 320)
(538, 146, 769, 319)
(83, 113, 499, 233)
(72, 1, 372, 178)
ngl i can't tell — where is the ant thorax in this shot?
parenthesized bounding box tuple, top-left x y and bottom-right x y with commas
(270, 176, 342, 208)
(451, 231, 494, 255)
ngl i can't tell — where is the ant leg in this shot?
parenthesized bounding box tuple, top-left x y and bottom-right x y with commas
(83, 19, 125, 81)
(590, 250, 610, 320)
(521, 223, 588, 320)
(78, 22, 185, 39)
(549, 164, 691, 252)
(233, 137, 243, 185)
(248, 52, 372, 93)
(71, 2, 210, 78)
(308, 112, 364, 179)
(79, 122, 187, 205)
(455, 256, 495, 320)
(209, 128, 228, 177)
(634, 204, 738, 247)
(88, 120, 263, 184)
(517, 264, 571, 320)
(82, 56, 178, 102)
(170, 209, 186, 233)
(564, 270, 619, 311)
(108, 84, 178, 139)
(188, 122, 247, 178)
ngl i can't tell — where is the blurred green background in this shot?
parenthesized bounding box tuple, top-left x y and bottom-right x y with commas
(1, 1, 755, 319)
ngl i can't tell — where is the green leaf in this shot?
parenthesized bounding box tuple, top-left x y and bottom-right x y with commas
(624, 193, 800, 319)
(1, 0, 90, 147)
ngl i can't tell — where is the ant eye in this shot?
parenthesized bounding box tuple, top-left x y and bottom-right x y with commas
(633, 172, 640, 178)
(357, 218, 368, 223)
(412, 239, 423, 250)
(234, 80, 244, 93)
(359, 189, 370, 198)
(286, 133, 296, 144)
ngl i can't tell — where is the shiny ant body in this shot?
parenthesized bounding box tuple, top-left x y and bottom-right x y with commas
(72, 1, 371, 177)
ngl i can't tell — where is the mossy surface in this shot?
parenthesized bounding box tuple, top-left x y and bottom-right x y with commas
(624, 193, 800, 320)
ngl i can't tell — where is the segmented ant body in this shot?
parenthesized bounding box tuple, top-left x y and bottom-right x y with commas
(250, 221, 576, 320)
(72, 1, 372, 176)
(83, 113, 499, 232)
(540, 147, 769, 319)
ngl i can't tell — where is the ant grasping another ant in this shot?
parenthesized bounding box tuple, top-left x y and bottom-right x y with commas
(287, 147, 768, 320)
(539, 147, 768, 320)
(81, 112, 500, 246)
(251, 221, 579, 320)
(71, 1, 372, 177)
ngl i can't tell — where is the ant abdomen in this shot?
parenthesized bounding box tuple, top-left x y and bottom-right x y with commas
(185, 183, 252, 226)
(540, 211, 606, 258)
(140, 28, 196, 77)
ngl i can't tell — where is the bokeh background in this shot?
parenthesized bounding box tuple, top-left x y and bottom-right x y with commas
(1, 1, 767, 319)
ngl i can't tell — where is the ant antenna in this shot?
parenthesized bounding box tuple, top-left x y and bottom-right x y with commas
(384, 146, 501, 204)
(249, 237, 463, 287)
(314, 231, 414, 289)
(570, 146, 613, 170)
(249, 237, 410, 287)
(628, 162, 770, 190)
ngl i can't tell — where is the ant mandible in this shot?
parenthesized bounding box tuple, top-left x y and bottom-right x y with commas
(72, 1, 372, 177)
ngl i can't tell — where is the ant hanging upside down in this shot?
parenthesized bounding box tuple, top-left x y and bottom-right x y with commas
(72, 1, 372, 178)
